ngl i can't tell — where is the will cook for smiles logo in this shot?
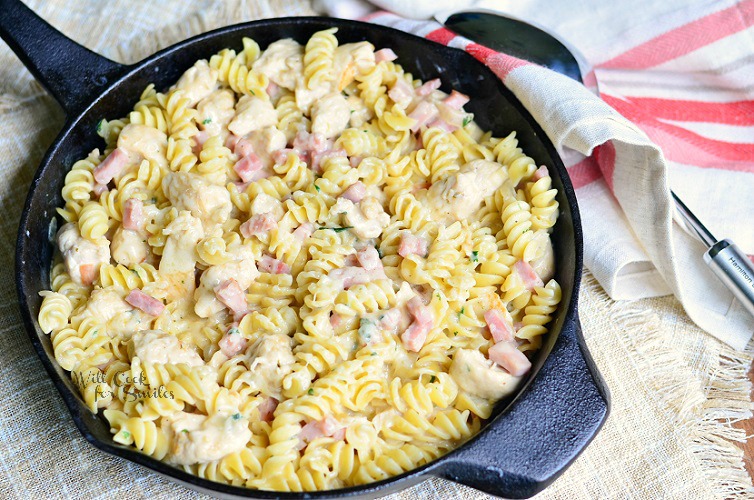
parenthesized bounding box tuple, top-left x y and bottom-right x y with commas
(72, 369, 175, 403)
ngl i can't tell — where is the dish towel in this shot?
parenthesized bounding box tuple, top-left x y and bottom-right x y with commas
(324, 0, 754, 349)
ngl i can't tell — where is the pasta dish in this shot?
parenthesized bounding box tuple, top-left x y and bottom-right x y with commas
(37, 28, 562, 491)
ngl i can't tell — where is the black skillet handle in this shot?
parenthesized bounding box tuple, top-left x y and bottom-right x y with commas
(0, 0, 127, 117)
(435, 313, 609, 499)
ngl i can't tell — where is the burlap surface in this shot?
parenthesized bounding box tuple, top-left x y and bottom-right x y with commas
(0, 1, 751, 498)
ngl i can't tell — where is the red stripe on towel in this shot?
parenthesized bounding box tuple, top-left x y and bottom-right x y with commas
(567, 157, 603, 189)
(600, 0, 754, 69)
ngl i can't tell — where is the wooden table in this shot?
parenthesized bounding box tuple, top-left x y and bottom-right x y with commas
(737, 366, 754, 478)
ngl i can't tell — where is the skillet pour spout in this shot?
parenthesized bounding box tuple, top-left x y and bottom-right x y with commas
(2, 0, 610, 496)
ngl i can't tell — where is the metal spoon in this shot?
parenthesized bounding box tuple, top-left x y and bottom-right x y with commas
(439, 9, 754, 318)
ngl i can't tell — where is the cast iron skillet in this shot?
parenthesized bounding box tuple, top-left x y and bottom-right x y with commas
(2, 0, 609, 497)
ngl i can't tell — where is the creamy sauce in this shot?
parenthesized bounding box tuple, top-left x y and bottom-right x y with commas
(132, 329, 203, 366)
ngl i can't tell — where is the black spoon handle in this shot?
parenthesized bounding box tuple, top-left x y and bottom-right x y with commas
(0, 0, 127, 117)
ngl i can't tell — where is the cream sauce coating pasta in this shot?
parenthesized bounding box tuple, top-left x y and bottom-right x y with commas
(38, 29, 563, 491)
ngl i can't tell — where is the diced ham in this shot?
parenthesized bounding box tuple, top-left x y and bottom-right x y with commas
(266, 81, 282, 101)
(533, 165, 550, 180)
(349, 156, 362, 168)
(427, 117, 457, 133)
(293, 222, 315, 241)
(409, 101, 439, 132)
(442, 90, 470, 109)
(258, 397, 278, 422)
(192, 130, 210, 155)
(484, 309, 515, 344)
(214, 278, 248, 314)
(356, 246, 383, 273)
(297, 416, 345, 449)
(378, 308, 402, 331)
(293, 130, 331, 155)
(388, 78, 414, 106)
(240, 213, 278, 238)
(234, 138, 255, 158)
(398, 231, 428, 258)
(329, 266, 371, 290)
(514, 260, 544, 291)
(125, 289, 165, 316)
(219, 329, 248, 357)
(401, 296, 433, 352)
(225, 134, 241, 151)
(415, 78, 441, 96)
(93, 183, 109, 197)
(375, 48, 398, 63)
(488, 341, 532, 377)
(79, 263, 97, 286)
(234, 153, 264, 183)
(122, 198, 144, 231)
(311, 148, 347, 173)
(331, 428, 347, 441)
(93, 148, 129, 184)
(258, 255, 291, 275)
(330, 312, 345, 330)
(272, 148, 297, 165)
(341, 181, 366, 203)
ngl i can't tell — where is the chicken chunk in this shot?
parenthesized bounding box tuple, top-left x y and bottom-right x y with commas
(111, 227, 148, 267)
(117, 124, 168, 170)
(196, 89, 236, 138)
(449, 348, 524, 401)
(194, 245, 259, 318)
(165, 411, 251, 465)
(174, 59, 219, 106)
(422, 159, 508, 223)
(81, 288, 132, 323)
(57, 222, 110, 286)
(160, 210, 204, 274)
(251, 39, 304, 90)
(162, 172, 232, 232)
(311, 92, 351, 139)
(228, 95, 278, 136)
(245, 334, 295, 398)
(131, 329, 203, 366)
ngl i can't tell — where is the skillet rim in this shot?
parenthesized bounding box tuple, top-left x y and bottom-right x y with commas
(15, 15, 599, 499)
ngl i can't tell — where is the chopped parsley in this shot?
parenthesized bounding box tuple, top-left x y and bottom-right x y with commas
(370, 352, 377, 356)
(470, 250, 478, 263)
(249, 89, 255, 96)
(202, 118, 212, 125)
(121, 431, 131, 439)
(308, 388, 315, 395)
(314, 183, 321, 192)
(130, 269, 139, 275)
(181, 429, 189, 433)
(232, 413, 242, 420)
(228, 327, 240, 335)
(459, 307, 465, 316)
(91, 330, 98, 337)
(429, 375, 436, 383)
(462, 115, 473, 127)
(359, 318, 376, 344)
(96, 119, 104, 134)
(453, 331, 458, 336)
(342, 90, 349, 97)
